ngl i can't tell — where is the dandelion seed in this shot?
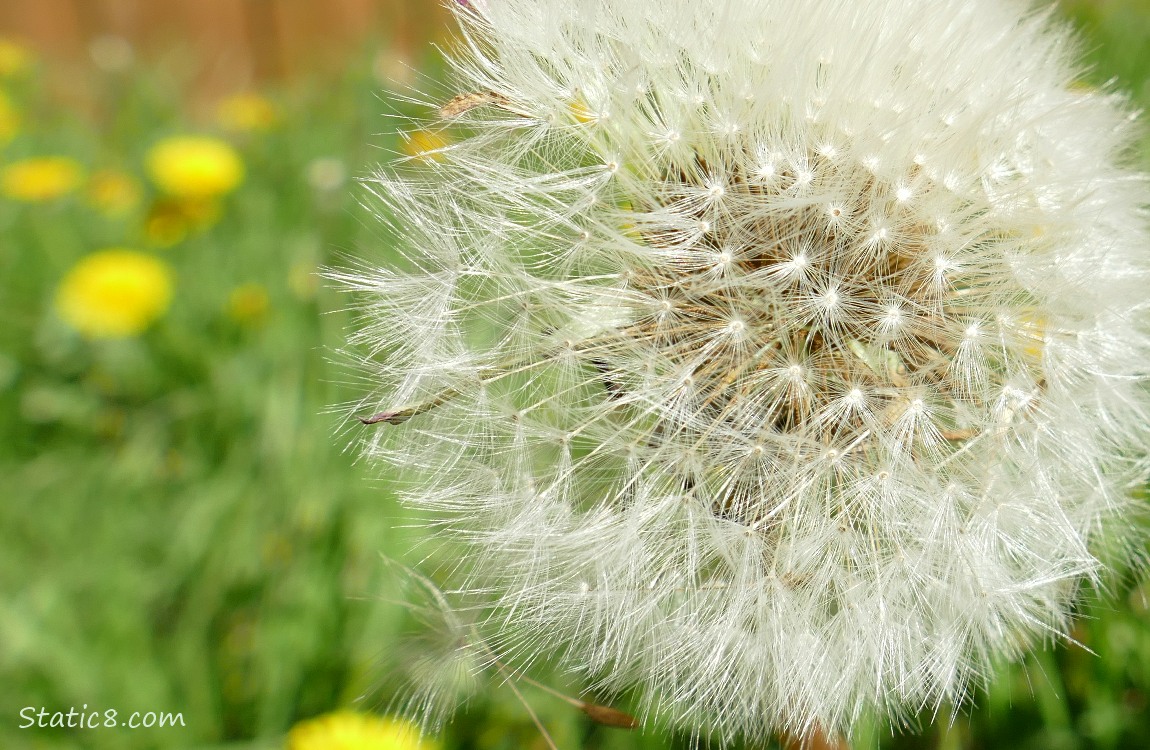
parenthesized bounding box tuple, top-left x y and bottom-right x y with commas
(440, 90, 512, 118)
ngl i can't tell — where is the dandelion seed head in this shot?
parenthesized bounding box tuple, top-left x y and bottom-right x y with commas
(346, 0, 1150, 742)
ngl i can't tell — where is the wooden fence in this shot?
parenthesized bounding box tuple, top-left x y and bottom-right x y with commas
(0, 0, 449, 93)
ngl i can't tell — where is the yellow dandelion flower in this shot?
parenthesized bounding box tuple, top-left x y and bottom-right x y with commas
(0, 91, 18, 146)
(287, 712, 438, 750)
(226, 283, 270, 326)
(403, 130, 448, 162)
(55, 249, 173, 339)
(86, 169, 142, 217)
(146, 136, 243, 199)
(1, 157, 84, 202)
(216, 93, 279, 133)
(143, 197, 221, 247)
(0, 38, 32, 78)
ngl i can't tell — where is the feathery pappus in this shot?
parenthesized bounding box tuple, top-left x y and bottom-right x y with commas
(338, 0, 1150, 742)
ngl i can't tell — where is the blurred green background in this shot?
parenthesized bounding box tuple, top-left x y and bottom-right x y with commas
(0, 1, 1148, 749)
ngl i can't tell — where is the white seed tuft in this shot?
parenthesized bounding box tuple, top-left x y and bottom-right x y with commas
(344, 0, 1150, 743)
